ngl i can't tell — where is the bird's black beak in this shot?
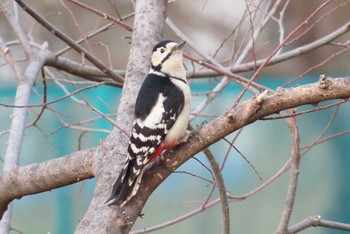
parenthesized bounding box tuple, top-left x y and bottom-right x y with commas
(174, 41, 186, 51)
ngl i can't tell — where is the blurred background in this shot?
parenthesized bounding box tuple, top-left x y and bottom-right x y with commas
(1, 0, 350, 233)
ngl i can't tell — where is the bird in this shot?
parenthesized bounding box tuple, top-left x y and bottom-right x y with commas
(106, 40, 191, 207)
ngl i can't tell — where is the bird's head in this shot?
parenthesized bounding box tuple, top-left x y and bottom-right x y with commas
(151, 40, 186, 78)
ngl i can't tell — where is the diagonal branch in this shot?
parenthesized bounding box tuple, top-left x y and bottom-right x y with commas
(67, 0, 133, 32)
(44, 50, 124, 87)
(126, 76, 350, 226)
(14, 0, 125, 83)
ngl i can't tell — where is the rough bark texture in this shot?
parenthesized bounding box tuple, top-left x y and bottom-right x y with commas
(75, 0, 167, 233)
(0, 148, 94, 206)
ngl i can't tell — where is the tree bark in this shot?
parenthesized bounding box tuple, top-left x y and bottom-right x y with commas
(75, 0, 167, 233)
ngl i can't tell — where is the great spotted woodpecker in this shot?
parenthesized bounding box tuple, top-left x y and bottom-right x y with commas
(106, 40, 191, 207)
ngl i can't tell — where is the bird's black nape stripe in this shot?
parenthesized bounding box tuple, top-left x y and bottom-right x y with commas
(160, 51, 172, 65)
(151, 64, 162, 71)
(152, 51, 173, 72)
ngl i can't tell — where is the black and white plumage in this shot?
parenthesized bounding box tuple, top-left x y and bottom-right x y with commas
(106, 40, 191, 207)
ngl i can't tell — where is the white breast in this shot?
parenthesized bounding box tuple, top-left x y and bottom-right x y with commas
(163, 78, 191, 146)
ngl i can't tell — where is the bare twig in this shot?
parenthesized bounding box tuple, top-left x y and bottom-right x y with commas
(0, 1, 34, 60)
(83, 100, 130, 138)
(14, 0, 125, 83)
(187, 1, 282, 119)
(228, 157, 293, 201)
(30, 68, 47, 126)
(304, 129, 350, 150)
(0, 82, 105, 108)
(59, 0, 93, 53)
(67, 0, 133, 32)
(262, 98, 350, 120)
(286, 0, 350, 45)
(222, 137, 262, 181)
(184, 53, 270, 92)
(130, 199, 221, 234)
(288, 215, 350, 233)
(55, 11, 135, 56)
(234, 0, 334, 107)
(283, 43, 350, 87)
(189, 22, 350, 79)
(275, 110, 301, 234)
(203, 148, 230, 234)
(275, 0, 291, 55)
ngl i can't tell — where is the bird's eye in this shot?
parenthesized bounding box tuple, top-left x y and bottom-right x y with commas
(160, 48, 165, 53)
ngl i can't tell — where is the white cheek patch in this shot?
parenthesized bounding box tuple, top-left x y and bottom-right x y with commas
(151, 52, 162, 67)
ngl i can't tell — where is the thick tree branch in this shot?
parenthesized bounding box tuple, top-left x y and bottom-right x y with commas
(0, 148, 95, 219)
(123, 76, 350, 226)
(44, 51, 124, 87)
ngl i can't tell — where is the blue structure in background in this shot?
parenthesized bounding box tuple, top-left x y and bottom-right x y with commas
(0, 78, 349, 233)
(53, 105, 74, 234)
(327, 114, 350, 234)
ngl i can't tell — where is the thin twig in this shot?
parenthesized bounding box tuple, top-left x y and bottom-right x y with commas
(30, 68, 47, 126)
(285, 0, 350, 45)
(262, 98, 350, 120)
(68, 0, 133, 32)
(275, 0, 291, 55)
(288, 215, 350, 233)
(275, 110, 301, 234)
(189, 21, 350, 78)
(203, 148, 230, 234)
(283, 44, 350, 87)
(184, 53, 270, 92)
(222, 137, 262, 181)
(14, 0, 124, 83)
(234, 0, 334, 107)
(130, 199, 221, 234)
(59, 0, 93, 53)
(0, 82, 105, 108)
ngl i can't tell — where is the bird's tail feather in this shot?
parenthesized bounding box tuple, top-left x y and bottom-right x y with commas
(105, 160, 132, 206)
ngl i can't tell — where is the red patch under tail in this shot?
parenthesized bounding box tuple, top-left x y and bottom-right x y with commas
(149, 142, 179, 163)
(149, 145, 164, 163)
